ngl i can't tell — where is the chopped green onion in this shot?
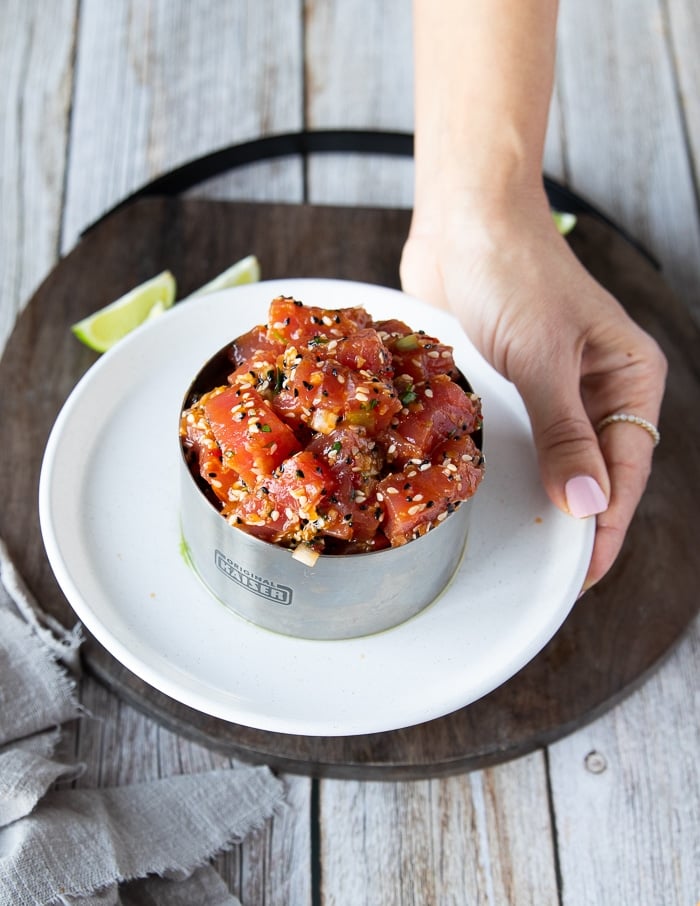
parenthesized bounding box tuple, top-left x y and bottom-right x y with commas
(395, 333, 419, 352)
(400, 385, 417, 405)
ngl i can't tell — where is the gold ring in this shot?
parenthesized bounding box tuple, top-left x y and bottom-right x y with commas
(596, 413, 660, 447)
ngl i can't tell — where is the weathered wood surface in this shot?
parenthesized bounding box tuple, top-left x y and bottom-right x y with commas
(0, 0, 77, 351)
(60, 0, 305, 250)
(2, 1, 699, 903)
(319, 753, 560, 906)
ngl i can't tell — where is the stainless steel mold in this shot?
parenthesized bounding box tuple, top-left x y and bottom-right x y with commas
(178, 342, 477, 640)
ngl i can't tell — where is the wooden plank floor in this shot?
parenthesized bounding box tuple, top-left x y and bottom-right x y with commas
(1, 2, 698, 903)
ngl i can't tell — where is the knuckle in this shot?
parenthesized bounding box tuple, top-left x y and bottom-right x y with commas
(643, 334, 667, 377)
(538, 415, 596, 457)
(610, 452, 653, 492)
(635, 332, 668, 385)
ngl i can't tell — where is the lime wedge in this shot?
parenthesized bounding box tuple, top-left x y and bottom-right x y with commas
(71, 270, 176, 352)
(187, 254, 261, 298)
(552, 210, 577, 235)
(71, 255, 260, 353)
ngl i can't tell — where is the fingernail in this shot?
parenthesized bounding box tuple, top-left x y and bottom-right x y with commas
(565, 475, 608, 518)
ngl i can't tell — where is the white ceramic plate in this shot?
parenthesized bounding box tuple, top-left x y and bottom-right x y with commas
(39, 279, 593, 736)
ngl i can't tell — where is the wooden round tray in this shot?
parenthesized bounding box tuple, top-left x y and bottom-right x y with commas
(2, 195, 698, 779)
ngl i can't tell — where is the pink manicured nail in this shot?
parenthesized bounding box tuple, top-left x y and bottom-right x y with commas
(565, 475, 608, 518)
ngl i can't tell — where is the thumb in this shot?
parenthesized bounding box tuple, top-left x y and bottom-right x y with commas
(399, 235, 450, 311)
(519, 366, 610, 520)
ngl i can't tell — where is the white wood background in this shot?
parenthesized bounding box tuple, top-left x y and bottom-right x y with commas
(1, 1, 699, 903)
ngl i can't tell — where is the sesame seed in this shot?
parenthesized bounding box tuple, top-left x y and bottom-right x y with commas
(386, 487, 400, 495)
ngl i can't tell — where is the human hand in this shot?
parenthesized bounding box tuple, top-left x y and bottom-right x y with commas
(400, 189, 667, 590)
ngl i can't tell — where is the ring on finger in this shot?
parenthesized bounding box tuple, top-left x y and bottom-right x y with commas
(595, 412, 660, 448)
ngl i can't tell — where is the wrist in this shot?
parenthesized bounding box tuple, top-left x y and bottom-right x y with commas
(409, 179, 554, 247)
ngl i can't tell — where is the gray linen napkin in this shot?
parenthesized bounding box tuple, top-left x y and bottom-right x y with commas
(0, 538, 285, 906)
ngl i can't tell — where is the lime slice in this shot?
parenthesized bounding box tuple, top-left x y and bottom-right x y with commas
(552, 210, 577, 235)
(187, 254, 261, 298)
(71, 270, 176, 352)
